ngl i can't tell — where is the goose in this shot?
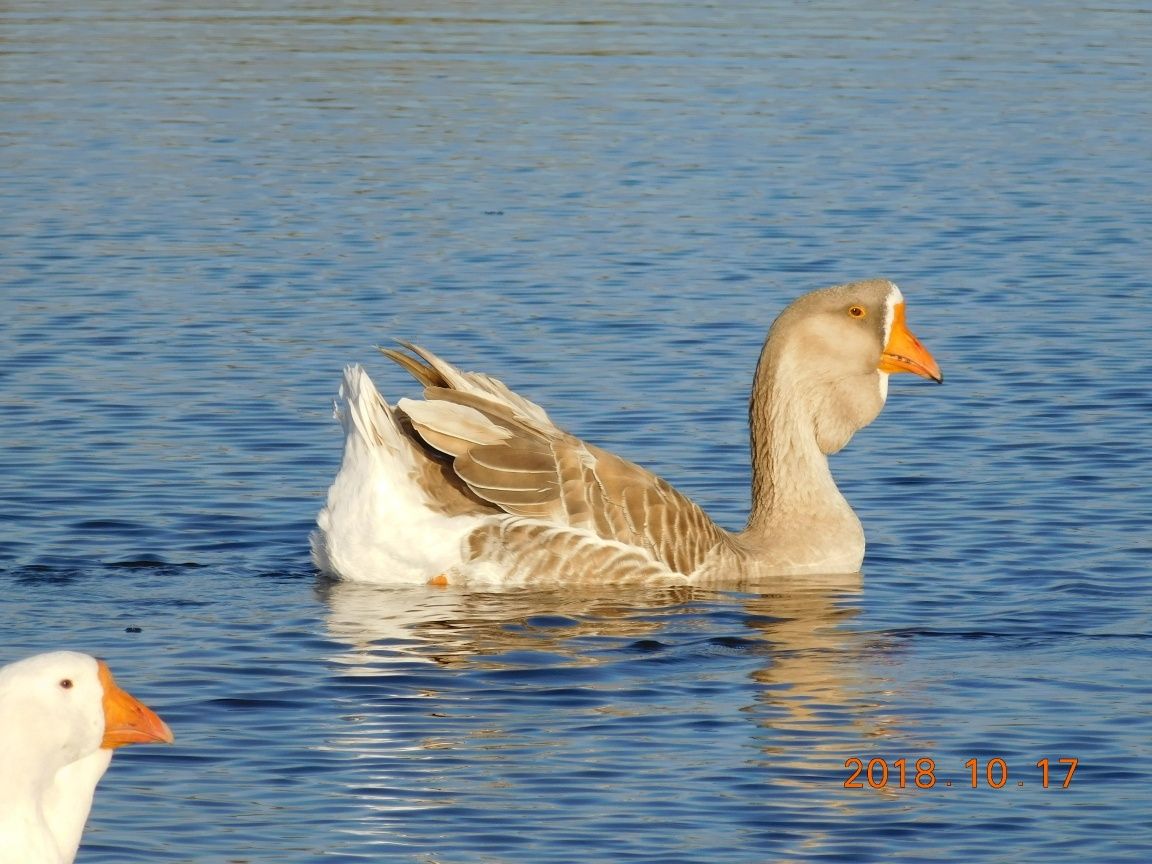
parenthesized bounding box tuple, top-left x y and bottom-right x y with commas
(312, 278, 941, 585)
(0, 651, 174, 864)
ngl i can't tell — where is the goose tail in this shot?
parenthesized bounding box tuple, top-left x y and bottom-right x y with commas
(311, 365, 408, 577)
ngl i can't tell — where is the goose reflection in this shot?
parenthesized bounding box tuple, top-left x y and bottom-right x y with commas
(315, 572, 905, 850)
(316, 571, 876, 737)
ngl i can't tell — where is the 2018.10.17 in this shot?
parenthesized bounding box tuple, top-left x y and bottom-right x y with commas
(843, 757, 1078, 789)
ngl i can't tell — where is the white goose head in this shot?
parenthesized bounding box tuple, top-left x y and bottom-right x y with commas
(0, 651, 173, 864)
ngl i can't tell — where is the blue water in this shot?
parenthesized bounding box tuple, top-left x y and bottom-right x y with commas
(2, 2, 1150, 861)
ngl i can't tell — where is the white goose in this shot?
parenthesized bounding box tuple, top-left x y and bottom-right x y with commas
(0, 651, 173, 864)
(312, 279, 942, 585)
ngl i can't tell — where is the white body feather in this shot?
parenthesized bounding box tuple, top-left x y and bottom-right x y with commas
(311, 365, 485, 584)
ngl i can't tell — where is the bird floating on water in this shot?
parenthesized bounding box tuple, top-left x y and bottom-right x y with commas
(0, 651, 173, 864)
(312, 279, 942, 586)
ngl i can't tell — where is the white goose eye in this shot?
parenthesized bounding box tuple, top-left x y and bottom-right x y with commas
(59, 679, 74, 690)
(847, 304, 867, 320)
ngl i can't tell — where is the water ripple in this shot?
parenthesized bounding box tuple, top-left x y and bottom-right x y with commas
(3, 1, 1151, 861)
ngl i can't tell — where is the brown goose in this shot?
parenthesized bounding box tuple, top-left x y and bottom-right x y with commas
(311, 279, 941, 585)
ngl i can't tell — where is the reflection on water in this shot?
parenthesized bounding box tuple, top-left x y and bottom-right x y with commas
(319, 573, 863, 679)
(316, 573, 890, 854)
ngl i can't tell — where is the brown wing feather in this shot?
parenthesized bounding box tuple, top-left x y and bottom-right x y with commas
(563, 442, 731, 575)
(386, 345, 732, 575)
(379, 345, 444, 389)
(382, 343, 553, 428)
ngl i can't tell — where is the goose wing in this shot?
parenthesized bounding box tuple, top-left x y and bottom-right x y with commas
(385, 345, 731, 576)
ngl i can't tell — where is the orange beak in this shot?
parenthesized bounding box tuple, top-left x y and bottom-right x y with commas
(879, 302, 943, 383)
(98, 660, 175, 749)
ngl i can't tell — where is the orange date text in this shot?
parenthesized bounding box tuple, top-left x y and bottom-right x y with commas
(842, 757, 1078, 790)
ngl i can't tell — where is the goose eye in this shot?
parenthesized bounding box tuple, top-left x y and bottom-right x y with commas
(848, 305, 867, 319)
(60, 679, 74, 690)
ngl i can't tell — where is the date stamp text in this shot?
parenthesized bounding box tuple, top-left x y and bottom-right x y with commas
(843, 757, 1078, 790)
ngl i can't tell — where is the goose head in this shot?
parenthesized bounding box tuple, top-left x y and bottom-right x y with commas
(757, 278, 942, 455)
(0, 652, 173, 864)
(0, 651, 173, 767)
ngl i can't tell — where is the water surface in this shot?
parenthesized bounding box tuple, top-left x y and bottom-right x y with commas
(2, 2, 1150, 862)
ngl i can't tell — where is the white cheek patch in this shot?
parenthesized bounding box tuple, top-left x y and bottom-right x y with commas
(882, 282, 903, 348)
(877, 371, 890, 404)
